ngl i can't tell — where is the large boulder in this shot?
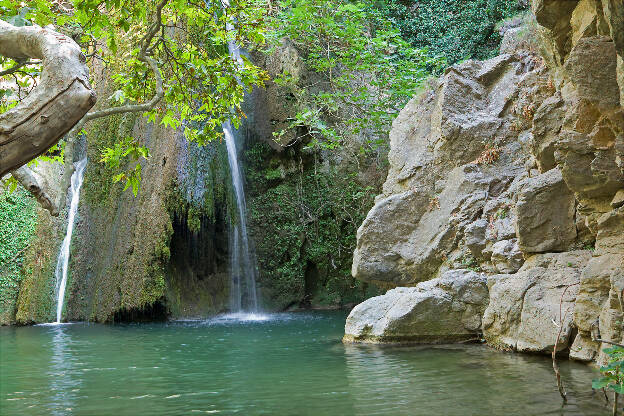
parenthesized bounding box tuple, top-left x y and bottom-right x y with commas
(483, 250, 592, 352)
(515, 168, 576, 252)
(344, 270, 489, 344)
(353, 165, 491, 286)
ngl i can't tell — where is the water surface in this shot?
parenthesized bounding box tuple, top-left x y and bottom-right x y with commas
(0, 311, 605, 415)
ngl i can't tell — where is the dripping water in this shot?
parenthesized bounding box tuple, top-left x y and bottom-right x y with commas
(54, 159, 87, 323)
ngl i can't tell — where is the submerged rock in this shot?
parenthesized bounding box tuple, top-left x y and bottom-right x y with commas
(343, 270, 488, 344)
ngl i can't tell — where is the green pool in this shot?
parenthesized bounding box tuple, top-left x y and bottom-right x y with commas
(0, 311, 605, 415)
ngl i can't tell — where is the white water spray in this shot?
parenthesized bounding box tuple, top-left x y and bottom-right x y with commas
(221, 0, 259, 313)
(54, 159, 87, 323)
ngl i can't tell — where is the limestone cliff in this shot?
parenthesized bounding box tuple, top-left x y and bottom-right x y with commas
(346, 0, 623, 365)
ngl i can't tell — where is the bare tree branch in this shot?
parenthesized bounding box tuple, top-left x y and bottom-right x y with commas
(0, 20, 96, 177)
(11, 165, 58, 216)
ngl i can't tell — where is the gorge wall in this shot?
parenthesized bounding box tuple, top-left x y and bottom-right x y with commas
(2, 40, 380, 324)
(345, 0, 623, 365)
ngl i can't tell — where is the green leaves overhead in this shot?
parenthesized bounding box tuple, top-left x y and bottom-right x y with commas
(1, 0, 270, 193)
(267, 0, 443, 153)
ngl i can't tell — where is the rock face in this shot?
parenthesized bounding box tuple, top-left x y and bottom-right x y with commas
(347, 0, 624, 364)
(344, 270, 488, 344)
(515, 168, 576, 252)
(352, 51, 546, 286)
(483, 251, 591, 353)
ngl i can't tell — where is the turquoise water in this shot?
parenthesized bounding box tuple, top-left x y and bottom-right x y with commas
(0, 311, 606, 415)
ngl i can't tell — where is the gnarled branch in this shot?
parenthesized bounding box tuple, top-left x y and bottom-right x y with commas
(0, 20, 96, 177)
(11, 165, 58, 216)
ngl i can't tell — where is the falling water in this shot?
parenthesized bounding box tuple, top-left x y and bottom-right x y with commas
(221, 5, 259, 313)
(54, 159, 87, 323)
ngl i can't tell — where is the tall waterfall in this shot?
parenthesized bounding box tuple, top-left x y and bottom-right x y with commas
(224, 123, 259, 312)
(54, 159, 87, 323)
(222, 7, 259, 313)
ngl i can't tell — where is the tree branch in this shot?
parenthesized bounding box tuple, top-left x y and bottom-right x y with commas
(0, 59, 41, 77)
(0, 20, 96, 177)
(11, 165, 58, 216)
(55, 0, 167, 211)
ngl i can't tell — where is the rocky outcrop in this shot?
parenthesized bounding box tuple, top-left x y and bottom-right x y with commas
(344, 270, 488, 344)
(483, 251, 591, 353)
(352, 50, 548, 286)
(515, 168, 576, 252)
(346, 0, 624, 364)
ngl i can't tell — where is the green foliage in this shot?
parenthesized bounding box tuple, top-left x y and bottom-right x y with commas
(372, 0, 527, 65)
(0, 187, 37, 321)
(246, 142, 380, 308)
(594, 346, 624, 394)
(1, 0, 270, 191)
(268, 0, 443, 153)
(100, 136, 150, 196)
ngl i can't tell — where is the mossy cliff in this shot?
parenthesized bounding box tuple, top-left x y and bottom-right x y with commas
(1, 162, 66, 325)
(62, 112, 234, 322)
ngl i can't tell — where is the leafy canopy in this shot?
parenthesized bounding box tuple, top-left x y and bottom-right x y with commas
(0, 0, 270, 193)
(267, 0, 444, 154)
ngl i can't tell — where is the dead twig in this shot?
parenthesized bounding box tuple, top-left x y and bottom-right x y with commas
(552, 282, 580, 402)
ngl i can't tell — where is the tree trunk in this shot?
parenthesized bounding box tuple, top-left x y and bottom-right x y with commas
(0, 20, 96, 177)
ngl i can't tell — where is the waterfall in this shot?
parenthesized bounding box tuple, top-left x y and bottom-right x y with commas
(54, 159, 87, 323)
(222, 1, 259, 313)
(224, 123, 259, 312)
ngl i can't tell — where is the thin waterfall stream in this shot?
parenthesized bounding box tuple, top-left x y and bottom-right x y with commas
(54, 159, 87, 323)
(222, 2, 260, 314)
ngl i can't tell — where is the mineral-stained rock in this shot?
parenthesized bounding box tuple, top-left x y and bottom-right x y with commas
(343, 270, 488, 344)
(564, 36, 620, 109)
(491, 239, 524, 273)
(515, 168, 577, 252)
(483, 250, 592, 353)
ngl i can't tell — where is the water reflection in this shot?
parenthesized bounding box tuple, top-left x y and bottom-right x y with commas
(344, 343, 606, 416)
(48, 326, 80, 415)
